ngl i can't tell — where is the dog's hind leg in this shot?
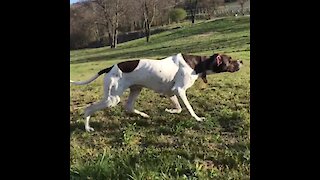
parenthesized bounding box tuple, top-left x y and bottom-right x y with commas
(82, 71, 127, 132)
(165, 95, 182, 114)
(125, 86, 150, 118)
(84, 95, 121, 132)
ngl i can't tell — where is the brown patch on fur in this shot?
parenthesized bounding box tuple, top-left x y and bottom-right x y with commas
(117, 60, 140, 73)
(181, 54, 205, 69)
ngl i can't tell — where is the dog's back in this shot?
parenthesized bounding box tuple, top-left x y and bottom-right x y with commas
(119, 55, 180, 94)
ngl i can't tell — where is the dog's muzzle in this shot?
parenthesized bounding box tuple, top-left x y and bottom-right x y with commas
(231, 60, 243, 72)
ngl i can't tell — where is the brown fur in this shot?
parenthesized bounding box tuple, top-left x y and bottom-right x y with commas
(117, 60, 140, 73)
(182, 54, 209, 83)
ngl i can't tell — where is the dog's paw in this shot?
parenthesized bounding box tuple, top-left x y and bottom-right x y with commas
(140, 113, 150, 118)
(195, 117, 206, 122)
(165, 108, 182, 114)
(133, 109, 150, 118)
(85, 127, 95, 132)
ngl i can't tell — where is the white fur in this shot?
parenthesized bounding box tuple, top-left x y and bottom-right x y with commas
(237, 60, 242, 68)
(70, 74, 100, 85)
(71, 53, 205, 132)
(165, 95, 182, 114)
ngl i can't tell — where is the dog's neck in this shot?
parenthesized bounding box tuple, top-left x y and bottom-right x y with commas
(181, 54, 212, 83)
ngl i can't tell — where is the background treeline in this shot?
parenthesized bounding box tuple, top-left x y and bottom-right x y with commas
(70, 0, 249, 50)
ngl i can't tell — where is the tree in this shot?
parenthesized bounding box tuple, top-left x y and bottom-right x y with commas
(70, 2, 97, 49)
(90, 0, 125, 48)
(122, 0, 143, 32)
(238, 0, 248, 15)
(141, 0, 158, 42)
(139, 0, 175, 42)
(184, 0, 198, 24)
(198, 0, 224, 19)
(71, 0, 178, 48)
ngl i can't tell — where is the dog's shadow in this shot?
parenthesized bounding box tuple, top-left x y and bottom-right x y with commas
(70, 109, 201, 134)
(70, 110, 245, 147)
(70, 121, 101, 134)
(70, 111, 151, 134)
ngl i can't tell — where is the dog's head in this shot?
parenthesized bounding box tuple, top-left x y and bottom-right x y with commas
(209, 53, 243, 73)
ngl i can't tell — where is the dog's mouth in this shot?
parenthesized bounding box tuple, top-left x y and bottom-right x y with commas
(230, 68, 240, 72)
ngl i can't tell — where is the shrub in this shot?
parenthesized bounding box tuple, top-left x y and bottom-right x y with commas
(169, 8, 187, 23)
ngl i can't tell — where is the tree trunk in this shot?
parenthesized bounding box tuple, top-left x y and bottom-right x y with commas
(112, 2, 119, 48)
(113, 28, 118, 48)
(191, 10, 195, 24)
(241, 3, 244, 15)
(190, 0, 198, 24)
(147, 27, 150, 42)
(108, 32, 113, 47)
(145, 23, 150, 42)
(143, 0, 157, 43)
(131, 21, 135, 32)
(191, 14, 195, 24)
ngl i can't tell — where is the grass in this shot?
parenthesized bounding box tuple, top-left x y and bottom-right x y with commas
(70, 16, 250, 179)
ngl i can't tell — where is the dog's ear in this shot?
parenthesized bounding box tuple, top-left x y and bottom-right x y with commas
(216, 55, 222, 66)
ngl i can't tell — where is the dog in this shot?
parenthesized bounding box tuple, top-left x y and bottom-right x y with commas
(70, 53, 243, 132)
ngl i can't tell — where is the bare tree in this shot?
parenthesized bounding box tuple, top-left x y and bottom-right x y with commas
(141, 0, 158, 42)
(184, 0, 198, 24)
(198, 0, 224, 19)
(90, 0, 125, 48)
(238, 0, 248, 15)
(70, 2, 97, 49)
(122, 0, 144, 32)
(139, 0, 176, 42)
(71, 0, 180, 48)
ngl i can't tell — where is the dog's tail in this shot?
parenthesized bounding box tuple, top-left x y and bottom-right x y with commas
(70, 66, 114, 85)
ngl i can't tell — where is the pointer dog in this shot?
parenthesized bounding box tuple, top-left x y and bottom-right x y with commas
(70, 53, 243, 132)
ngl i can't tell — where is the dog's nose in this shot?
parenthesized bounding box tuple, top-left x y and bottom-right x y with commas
(237, 60, 243, 64)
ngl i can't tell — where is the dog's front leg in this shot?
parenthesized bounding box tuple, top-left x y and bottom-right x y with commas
(174, 88, 205, 121)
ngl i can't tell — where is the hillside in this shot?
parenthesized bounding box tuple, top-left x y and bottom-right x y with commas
(70, 16, 250, 179)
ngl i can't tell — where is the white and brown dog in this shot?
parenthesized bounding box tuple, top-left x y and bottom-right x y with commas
(70, 53, 243, 132)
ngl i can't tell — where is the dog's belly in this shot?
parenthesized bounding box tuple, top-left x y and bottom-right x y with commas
(123, 59, 179, 94)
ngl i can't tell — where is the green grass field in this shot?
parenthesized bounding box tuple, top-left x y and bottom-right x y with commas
(70, 16, 250, 180)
